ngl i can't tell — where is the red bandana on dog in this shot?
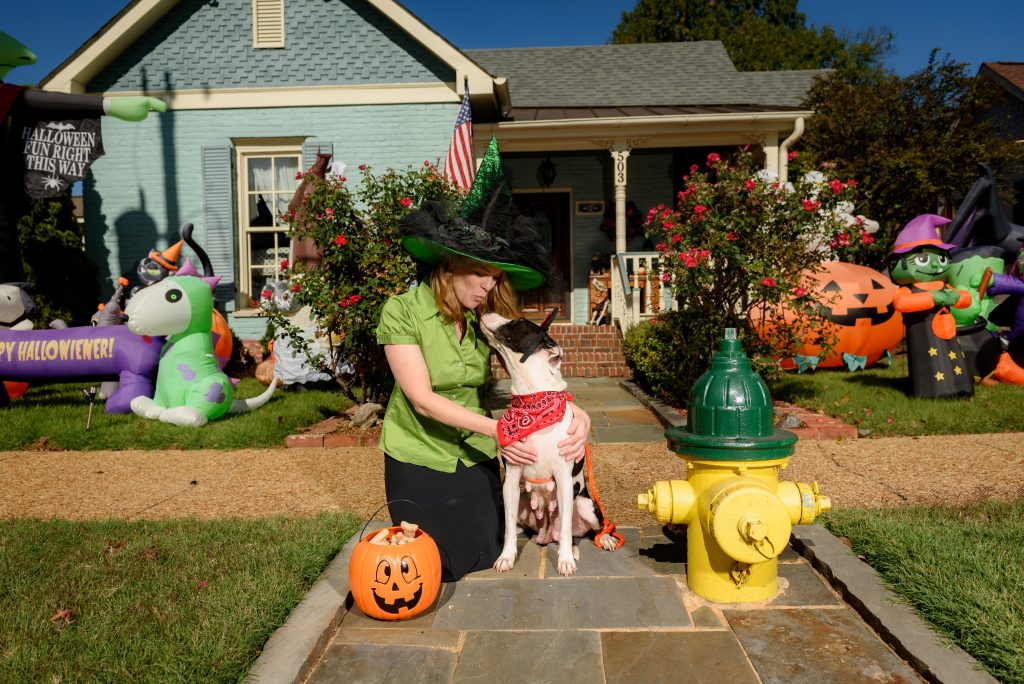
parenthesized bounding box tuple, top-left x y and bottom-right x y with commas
(497, 391, 572, 447)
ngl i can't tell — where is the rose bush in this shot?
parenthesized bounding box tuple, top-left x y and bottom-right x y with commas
(264, 161, 462, 404)
(631, 146, 871, 404)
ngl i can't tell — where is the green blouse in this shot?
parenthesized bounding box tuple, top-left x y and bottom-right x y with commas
(375, 281, 496, 472)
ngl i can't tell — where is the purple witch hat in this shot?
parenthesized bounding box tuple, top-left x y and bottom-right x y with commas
(888, 214, 954, 256)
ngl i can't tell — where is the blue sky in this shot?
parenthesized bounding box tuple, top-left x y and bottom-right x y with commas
(4, 0, 1023, 87)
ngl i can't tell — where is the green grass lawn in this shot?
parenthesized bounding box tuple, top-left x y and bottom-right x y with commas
(823, 500, 1024, 684)
(0, 379, 352, 451)
(0, 513, 360, 682)
(768, 356, 1024, 436)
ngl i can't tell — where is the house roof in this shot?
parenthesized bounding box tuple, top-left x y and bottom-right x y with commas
(465, 42, 827, 112)
(981, 62, 1024, 103)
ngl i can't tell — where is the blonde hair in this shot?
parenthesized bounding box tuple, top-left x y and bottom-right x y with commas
(429, 257, 520, 324)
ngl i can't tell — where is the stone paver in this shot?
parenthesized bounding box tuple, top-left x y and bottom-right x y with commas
(307, 642, 457, 684)
(431, 576, 692, 630)
(726, 608, 922, 683)
(601, 631, 761, 684)
(455, 631, 604, 683)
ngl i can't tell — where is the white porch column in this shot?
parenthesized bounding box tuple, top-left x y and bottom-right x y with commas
(762, 131, 780, 180)
(611, 146, 631, 254)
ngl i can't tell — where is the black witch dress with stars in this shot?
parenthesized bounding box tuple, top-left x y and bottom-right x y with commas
(893, 281, 974, 399)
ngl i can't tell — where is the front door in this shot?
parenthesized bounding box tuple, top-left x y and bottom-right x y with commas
(513, 191, 571, 321)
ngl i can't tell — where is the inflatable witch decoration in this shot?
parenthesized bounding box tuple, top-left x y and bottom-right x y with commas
(0, 30, 167, 282)
(888, 215, 974, 399)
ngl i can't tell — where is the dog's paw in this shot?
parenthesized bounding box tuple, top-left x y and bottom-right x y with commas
(493, 554, 516, 573)
(599, 534, 621, 552)
(557, 554, 577, 577)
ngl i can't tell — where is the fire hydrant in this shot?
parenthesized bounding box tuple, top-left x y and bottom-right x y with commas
(637, 329, 831, 603)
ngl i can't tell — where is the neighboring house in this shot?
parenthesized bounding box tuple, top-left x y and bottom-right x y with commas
(978, 62, 1024, 225)
(42, 0, 825, 339)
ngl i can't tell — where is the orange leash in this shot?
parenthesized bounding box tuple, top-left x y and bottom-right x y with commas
(584, 445, 625, 550)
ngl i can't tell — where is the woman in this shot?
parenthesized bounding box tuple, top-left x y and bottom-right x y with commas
(375, 140, 591, 581)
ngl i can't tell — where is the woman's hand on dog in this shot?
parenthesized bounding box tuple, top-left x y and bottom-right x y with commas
(558, 404, 591, 463)
(498, 438, 537, 465)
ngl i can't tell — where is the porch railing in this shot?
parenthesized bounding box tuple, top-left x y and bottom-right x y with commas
(610, 252, 677, 335)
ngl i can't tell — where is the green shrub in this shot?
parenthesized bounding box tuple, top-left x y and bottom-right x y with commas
(267, 162, 463, 404)
(636, 147, 871, 400)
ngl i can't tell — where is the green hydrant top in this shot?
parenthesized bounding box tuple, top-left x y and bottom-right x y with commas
(665, 328, 797, 461)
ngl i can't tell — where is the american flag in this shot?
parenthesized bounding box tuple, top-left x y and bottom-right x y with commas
(443, 84, 475, 190)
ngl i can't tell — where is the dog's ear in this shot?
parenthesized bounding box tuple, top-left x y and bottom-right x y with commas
(546, 345, 563, 373)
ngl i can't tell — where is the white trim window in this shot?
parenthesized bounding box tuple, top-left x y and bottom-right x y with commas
(253, 0, 285, 48)
(235, 143, 301, 304)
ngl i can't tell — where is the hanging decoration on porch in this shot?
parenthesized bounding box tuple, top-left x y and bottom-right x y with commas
(888, 214, 974, 399)
(599, 200, 644, 242)
(0, 30, 167, 283)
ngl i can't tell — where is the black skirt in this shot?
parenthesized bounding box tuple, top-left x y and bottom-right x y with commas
(384, 454, 503, 582)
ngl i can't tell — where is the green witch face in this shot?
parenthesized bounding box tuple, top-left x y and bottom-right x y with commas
(889, 248, 951, 285)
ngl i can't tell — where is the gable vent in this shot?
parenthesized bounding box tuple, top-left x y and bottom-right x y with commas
(253, 0, 285, 48)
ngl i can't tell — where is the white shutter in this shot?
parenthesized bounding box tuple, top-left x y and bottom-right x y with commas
(253, 0, 285, 48)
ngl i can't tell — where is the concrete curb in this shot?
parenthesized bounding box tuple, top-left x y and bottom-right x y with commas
(245, 521, 387, 684)
(791, 525, 997, 684)
(619, 379, 685, 429)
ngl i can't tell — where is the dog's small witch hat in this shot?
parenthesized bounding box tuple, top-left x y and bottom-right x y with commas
(399, 136, 549, 291)
(519, 307, 559, 363)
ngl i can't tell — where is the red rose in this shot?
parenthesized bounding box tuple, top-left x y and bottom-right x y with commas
(400, 197, 412, 207)
(762, 277, 777, 287)
(744, 179, 755, 191)
(727, 231, 737, 242)
(828, 179, 843, 195)
(280, 258, 289, 269)
(260, 290, 272, 300)
(707, 152, 720, 163)
(292, 283, 300, 292)
(801, 199, 820, 212)
(340, 299, 349, 308)
(358, 164, 367, 171)
(334, 234, 347, 246)
(788, 150, 799, 161)
(349, 294, 362, 304)
(793, 286, 808, 297)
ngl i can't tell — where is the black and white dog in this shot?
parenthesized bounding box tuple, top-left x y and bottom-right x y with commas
(480, 311, 621, 576)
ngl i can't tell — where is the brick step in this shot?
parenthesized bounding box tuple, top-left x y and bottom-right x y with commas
(489, 323, 631, 378)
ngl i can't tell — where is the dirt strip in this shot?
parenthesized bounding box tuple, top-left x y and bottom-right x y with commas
(2, 434, 1022, 526)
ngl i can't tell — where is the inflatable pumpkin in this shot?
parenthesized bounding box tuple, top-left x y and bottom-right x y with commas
(348, 526, 441, 621)
(755, 261, 905, 369)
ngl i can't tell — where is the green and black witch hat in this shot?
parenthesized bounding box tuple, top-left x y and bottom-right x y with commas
(399, 136, 548, 291)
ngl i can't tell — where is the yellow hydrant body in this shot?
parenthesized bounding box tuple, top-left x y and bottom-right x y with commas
(637, 330, 831, 603)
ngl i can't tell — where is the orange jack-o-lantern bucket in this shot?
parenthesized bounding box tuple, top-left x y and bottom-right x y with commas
(348, 524, 442, 621)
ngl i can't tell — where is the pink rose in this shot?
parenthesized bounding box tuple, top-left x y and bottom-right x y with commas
(744, 179, 755, 191)
(788, 150, 799, 161)
(762, 277, 777, 287)
(727, 231, 737, 242)
(793, 286, 808, 296)
(661, 273, 671, 283)
(400, 197, 412, 207)
(358, 164, 367, 171)
(707, 152, 720, 164)
(325, 207, 334, 216)
(671, 234, 681, 244)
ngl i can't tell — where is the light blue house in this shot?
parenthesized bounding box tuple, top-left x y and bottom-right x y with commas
(42, 0, 823, 339)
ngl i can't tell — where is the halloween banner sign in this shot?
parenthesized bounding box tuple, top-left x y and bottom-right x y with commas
(21, 118, 104, 200)
(0, 326, 161, 413)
